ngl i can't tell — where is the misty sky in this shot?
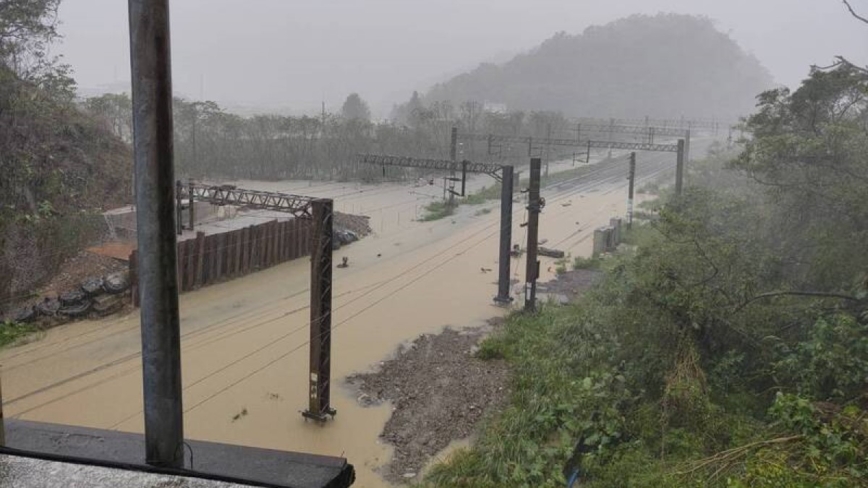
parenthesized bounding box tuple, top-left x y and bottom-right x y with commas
(57, 0, 868, 117)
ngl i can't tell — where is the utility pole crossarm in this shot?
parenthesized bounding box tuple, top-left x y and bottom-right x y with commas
(357, 153, 502, 178)
(187, 184, 315, 219)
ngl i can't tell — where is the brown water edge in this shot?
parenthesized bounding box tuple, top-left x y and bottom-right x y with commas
(347, 319, 511, 484)
(0, 150, 663, 488)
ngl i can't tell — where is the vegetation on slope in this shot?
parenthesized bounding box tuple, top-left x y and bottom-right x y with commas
(408, 14, 772, 121)
(0, 1, 132, 314)
(423, 64, 868, 487)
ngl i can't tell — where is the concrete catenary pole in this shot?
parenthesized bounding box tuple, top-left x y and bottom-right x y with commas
(494, 165, 514, 304)
(128, 0, 184, 468)
(675, 139, 685, 196)
(524, 158, 542, 312)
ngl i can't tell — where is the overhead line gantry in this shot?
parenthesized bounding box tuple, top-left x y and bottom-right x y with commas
(175, 181, 337, 423)
(358, 153, 516, 304)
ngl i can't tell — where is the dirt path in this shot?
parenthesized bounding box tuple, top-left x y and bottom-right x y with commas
(347, 320, 510, 484)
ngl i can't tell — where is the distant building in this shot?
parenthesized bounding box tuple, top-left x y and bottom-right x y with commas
(483, 102, 508, 114)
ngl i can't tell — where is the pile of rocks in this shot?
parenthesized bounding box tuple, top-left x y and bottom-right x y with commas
(334, 212, 372, 237)
(5, 271, 130, 325)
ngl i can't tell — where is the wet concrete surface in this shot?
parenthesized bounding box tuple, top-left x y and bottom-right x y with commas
(2, 419, 352, 488)
(0, 454, 250, 488)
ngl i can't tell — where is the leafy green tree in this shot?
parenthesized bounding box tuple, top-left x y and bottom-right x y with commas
(733, 65, 868, 291)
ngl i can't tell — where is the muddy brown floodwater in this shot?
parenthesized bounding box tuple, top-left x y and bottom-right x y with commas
(0, 143, 709, 487)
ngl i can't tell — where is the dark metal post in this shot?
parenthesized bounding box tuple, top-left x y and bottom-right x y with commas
(450, 126, 458, 161)
(586, 140, 591, 164)
(494, 165, 514, 304)
(175, 180, 182, 235)
(303, 199, 336, 422)
(187, 181, 195, 231)
(461, 160, 468, 197)
(685, 129, 691, 166)
(524, 158, 541, 312)
(128, 0, 184, 468)
(676, 139, 685, 196)
(0, 368, 5, 447)
(545, 123, 551, 178)
(628, 152, 636, 228)
(449, 127, 458, 206)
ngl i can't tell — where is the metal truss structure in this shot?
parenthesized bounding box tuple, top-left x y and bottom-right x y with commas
(186, 184, 315, 219)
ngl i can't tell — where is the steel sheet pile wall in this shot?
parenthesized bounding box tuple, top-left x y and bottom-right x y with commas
(130, 219, 312, 306)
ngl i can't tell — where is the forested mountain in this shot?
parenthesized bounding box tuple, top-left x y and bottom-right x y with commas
(409, 14, 773, 122)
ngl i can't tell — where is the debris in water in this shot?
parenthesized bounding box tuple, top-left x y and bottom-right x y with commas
(539, 247, 566, 258)
(231, 407, 249, 422)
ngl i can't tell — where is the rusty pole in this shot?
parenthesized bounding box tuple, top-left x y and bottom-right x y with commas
(303, 199, 336, 421)
(524, 158, 542, 312)
(494, 165, 514, 304)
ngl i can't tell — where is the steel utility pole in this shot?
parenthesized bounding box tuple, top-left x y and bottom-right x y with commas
(524, 158, 542, 312)
(304, 199, 336, 421)
(128, 0, 184, 468)
(685, 129, 691, 166)
(175, 180, 183, 235)
(675, 139, 685, 196)
(627, 152, 636, 228)
(545, 123, 551, 178)
(494, 165, 514, 304)
(449, 127, 458, 206)
(187, 180, 195, 231)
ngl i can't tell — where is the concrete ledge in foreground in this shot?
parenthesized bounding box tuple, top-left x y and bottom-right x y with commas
(1, 419, 354, 488)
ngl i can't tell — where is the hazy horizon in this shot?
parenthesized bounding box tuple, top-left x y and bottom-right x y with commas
(56, 0, 868, 117)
